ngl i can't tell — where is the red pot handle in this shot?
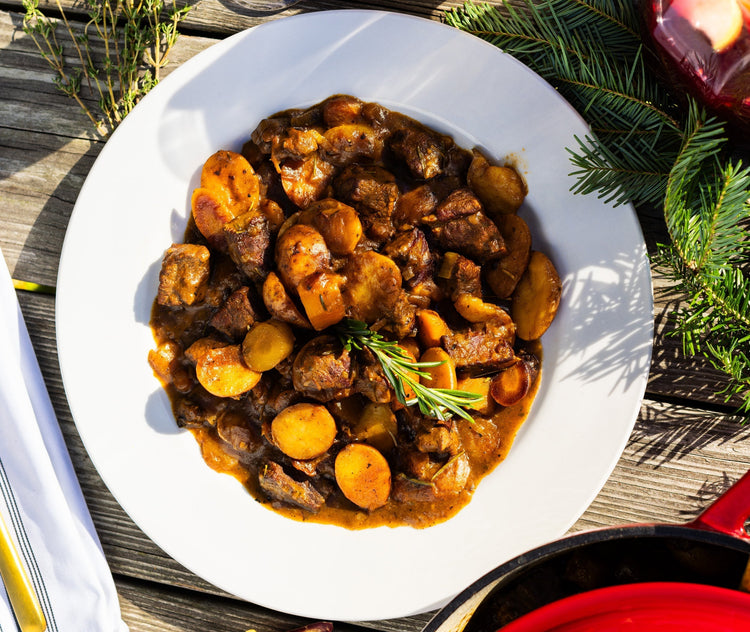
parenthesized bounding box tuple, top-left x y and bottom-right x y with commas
(688, 469, 750, 540)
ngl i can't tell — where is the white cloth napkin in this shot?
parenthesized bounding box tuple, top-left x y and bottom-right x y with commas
(0, 249, 128, 632)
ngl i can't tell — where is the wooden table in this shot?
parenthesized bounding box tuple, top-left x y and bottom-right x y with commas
(2, 1, 749, 630)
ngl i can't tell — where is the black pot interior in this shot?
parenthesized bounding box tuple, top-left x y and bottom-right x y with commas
(465, 526, 750, 632)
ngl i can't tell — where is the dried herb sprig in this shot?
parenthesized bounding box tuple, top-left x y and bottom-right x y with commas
(337, 319, 482, 422)
(22, 0, 191, 135)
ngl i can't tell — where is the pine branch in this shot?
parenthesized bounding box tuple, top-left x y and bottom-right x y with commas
(447, 0, 750, 417)
(445, 0, 684, 207)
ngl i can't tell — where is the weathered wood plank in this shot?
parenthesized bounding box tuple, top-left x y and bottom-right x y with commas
(5, 3, 750, 628)
(14, 289, 750, 632)
(5, 0, 464, 38)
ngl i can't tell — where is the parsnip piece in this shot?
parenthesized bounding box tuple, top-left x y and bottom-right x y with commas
(335, 443, 392, 510)
(271, 403, 337, 460)
(456, 376, 495, 415)
(416, 309, 451, 348)
(297, 271, 346, 331)
(242, 320, 295, 372)
(467, 149, 526, 216)
(454, 293, 513, 328)
(262, 271, 311, 329)
(484, 214, 532, 299)
(511, 251, 562, 340)
(195, 345, 261, 398)
(419, 347, 458, 391)
(184, 337, 228, 364)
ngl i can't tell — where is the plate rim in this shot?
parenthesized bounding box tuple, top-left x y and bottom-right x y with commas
(55, 8, 653, 621)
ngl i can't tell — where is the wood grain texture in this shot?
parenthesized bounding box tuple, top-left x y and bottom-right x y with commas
(3, 2, 750, 630)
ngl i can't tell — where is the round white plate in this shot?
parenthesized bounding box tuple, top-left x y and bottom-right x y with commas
(56, 10, 653, 622)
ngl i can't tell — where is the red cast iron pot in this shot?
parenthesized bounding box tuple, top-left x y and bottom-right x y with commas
(424, 470, 750, 632)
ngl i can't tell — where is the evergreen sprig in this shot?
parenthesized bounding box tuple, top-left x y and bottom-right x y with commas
(446, 0, 750, 416)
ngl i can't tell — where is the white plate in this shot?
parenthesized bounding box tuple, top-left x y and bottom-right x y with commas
(56, 10, 653, 621)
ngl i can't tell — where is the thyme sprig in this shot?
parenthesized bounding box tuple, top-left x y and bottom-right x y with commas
(337, 319, 482, 422)
(22, 0, 191, 135)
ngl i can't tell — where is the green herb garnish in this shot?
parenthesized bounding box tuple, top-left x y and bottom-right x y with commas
(337, 319, 482, 422)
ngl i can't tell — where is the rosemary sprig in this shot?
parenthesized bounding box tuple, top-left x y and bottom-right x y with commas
(336, 319, 482, 422)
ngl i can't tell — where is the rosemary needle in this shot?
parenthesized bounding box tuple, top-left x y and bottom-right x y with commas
(337, 319, 482, 422)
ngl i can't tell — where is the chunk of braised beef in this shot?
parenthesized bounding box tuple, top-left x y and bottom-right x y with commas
(209, 286, 257, 341)
(203, 254, 246, 308)
(388, 125, 445, 180)
(442, 322, 515, 370)
(434, 188, 483, 221)
(174, 398, 218, 429)
(422, 188, 506, 263)
(157, 243, 210, 307)
(393, 185, 438, 228)
(442, 143, 473, 178)
(334, 164, 399, 242)
(249, 116, 289, 154)
(216, 412, 262, 456)
(429, 211, 506, 263)
(439, 253, 482, 301)
(391, 473, 437, 503)
(354, 348, 392, 403)
(292, 335, 356, 402)
(383, 228, 436, 290)
(322, 124, 381, 167)
(258, 461, 326, 513)
(264, 385, 302, 419)
(223, 211, 271, 282)
(415, 419, 461, 455)
(382, 290, 417, 339)
(271, 128, 326, 168)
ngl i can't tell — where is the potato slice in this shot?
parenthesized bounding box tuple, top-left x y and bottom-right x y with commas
(297, 271, 346, 331)
(467, 149, 526, 216)
(191, 187, 236, 250)
(195, 345, 261, 398)
(511, 251, 562, 340)
(335, 443, 392, 510)
(419, 347, 458, 391)
(271, 403, 337, 460)
(242, 320, 295, 372)
(275, 223, 331, 290)
(342, 250, 402, 324)
(484, 214, 532, 299)
(262, 272, 311, 329)
(200, 150, 260, 217)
